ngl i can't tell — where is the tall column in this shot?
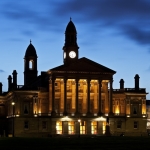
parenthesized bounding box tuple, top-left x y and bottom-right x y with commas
(98, 79, 102, 115)
(75, 78, 79, 115)
(104, 82, 108, 113)
(109, 79, 113, 115)
(94, 81, 98, 112)
(71, 80, 76, 111)
(63, 78, 67, 116)
(51, 76, 56, 116)
(60, 79, 64, 112)
(87, 79, 91, 115)
(83, 80, 87, 113)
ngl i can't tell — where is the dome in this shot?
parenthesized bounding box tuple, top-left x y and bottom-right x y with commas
(65, 20, 77, 34)
(25, 41, 37, 57)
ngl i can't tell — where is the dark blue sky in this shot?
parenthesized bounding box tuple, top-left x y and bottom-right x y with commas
(0, 0, 150, 98)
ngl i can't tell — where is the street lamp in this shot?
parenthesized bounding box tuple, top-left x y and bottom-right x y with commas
(78, 119, 81, 138)
(11, 102, 15, 137)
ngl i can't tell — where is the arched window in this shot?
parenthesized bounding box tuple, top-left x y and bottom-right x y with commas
(29, 60, 34, 69)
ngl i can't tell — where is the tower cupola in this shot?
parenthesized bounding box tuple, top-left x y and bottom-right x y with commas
(24, 40, 38, 85)
(63, 18, 79, 65)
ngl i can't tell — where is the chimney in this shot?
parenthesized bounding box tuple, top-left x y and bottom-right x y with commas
(0, 82, 3, 95)
(119, 79, 124, 89)
(8, 75, 12, 91)
(134, 74, 140, 90)
(12, 70, 17, 89)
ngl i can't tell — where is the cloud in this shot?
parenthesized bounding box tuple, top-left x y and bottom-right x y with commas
(0, 0, 149, 46)
(0, 69, 5, 73)
(120, 25, 150, 45)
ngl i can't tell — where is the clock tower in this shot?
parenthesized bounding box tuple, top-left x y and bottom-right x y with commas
(63, 18, 79, 65)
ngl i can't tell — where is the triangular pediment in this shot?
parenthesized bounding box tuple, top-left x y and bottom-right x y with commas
(49, 57, 116, 74)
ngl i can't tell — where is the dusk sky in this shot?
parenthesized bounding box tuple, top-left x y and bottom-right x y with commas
(0, 0, 150, 98)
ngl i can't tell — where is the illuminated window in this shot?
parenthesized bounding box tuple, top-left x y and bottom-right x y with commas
(91, 121, 97, 134)
(117, 121, 121, 129)
(102, 122, 106, 134)
(68, 121, 75, 134)
(24, 121, 29, 130)
(80, 121, 86, 134)
(56, 121, 62, 134)
(42, 121, 47, 130)
(134, 121, 138, 129)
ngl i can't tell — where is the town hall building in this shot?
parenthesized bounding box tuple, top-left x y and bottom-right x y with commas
(0, 19, 147, 137)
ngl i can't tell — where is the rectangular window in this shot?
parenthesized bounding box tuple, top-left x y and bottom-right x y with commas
(91, 121, 97, 134)
(103, 122, 106, 134)
(55, 82, 58, 86)
(134, 121, 138, 129)
(80, 121, 86, 134)
(117, 121, 121, 129)
(68, 121, 75, 134)
(24, 121, 29, 130)
(42, 121, 47, 130)
(56, 121, 62, 134)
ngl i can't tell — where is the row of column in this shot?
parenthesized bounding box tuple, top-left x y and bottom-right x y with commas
(50, 77, 113, 116)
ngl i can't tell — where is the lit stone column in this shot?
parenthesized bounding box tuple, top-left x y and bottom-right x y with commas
(87, 79, 91, 114)
(98, 79, 102, 115)
(60, 79, 64, 113)
(142, 99, 146, 114)
(109, 79, 113, 115)
(75, 78, 79, 115)
(83, 80, 87, 113)
(64, 78, 67, 116)
(72, 80, 76, 112)
(94, 81, 98, 113)
(126, 99, 130, 115)
(104, 82, 108, 114)
(51, 76, 56, 116)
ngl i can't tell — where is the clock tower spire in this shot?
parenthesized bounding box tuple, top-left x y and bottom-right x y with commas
(63, 19, 79, 65)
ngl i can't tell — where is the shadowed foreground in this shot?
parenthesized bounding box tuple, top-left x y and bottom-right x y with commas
(0, 136, 150, 150)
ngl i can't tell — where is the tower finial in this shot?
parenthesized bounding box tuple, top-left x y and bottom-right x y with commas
(70, 17, 72, 21)
(30, 39, 32, 44)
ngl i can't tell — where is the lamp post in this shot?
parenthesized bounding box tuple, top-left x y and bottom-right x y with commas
(78, 119, 81, 138)
(11, 102, 15, 137)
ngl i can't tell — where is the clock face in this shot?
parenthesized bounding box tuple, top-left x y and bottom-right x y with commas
(69, 51, 76, 58)
(64, 52, 66, 59)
